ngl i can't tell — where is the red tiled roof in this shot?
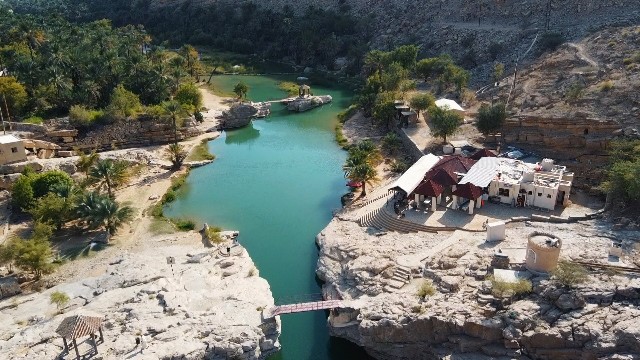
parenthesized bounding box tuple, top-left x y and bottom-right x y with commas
(452, 183, 483, 200)
(424, 168, 458, 187)
(413, 179, 445, 197)
(470, 148, 497, 160)
(432, 155, 476, 178)
(56, 315, 103, 340)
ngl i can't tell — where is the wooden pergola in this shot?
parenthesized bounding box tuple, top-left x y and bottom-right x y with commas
(56, 314, 104, 359)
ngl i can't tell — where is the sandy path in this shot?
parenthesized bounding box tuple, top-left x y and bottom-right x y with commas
(50, 88, 231, 283)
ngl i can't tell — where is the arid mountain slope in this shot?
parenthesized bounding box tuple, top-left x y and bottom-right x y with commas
(480, 25, 640, 189)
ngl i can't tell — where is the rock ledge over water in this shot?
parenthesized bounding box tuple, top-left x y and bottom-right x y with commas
(0, 243, 281, 360)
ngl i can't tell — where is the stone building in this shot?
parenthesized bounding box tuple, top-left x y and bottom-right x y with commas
(0, 134, 26, 165)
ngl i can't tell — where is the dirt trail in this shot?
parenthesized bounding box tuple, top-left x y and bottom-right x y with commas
(567, 42, 599, 69)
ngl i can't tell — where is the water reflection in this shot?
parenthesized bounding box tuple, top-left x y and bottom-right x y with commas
(224, 122, 261, 145)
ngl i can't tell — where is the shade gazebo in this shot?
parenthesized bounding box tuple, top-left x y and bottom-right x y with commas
(452, 183, 484, 214)
(56, 314, 105, 359)
(413, 179, 444, 211)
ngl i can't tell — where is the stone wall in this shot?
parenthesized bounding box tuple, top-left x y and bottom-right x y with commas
(502, 114, 621, 188)
(395, 128, 425, 161)
(47, 117, 202, 152)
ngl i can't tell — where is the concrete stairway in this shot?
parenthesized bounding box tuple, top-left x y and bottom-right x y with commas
(359, 205, 440, 233)
(387, 265, 412, 289)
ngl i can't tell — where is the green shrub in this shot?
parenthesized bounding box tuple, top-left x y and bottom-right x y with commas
(382, 132, 402, 155)
(187, 139, 215, 161)
(69, 105, 103, 127)
(565, 82, 584, 101)
(150, 203, 164, 218)
(416, 280, 436, 299)
(205, 226, 224, 244)
(335, 123, 349, 149)
(622, 52, 640, 65)
(23, 116, 44, 124)
(337, 104, 359, 123)
(552, 261, 588, 287)
(173, 218, 196, 231)
(161, 190, 176, 204)
(390, 159, 409, 173)
(489, 276, 532, 297)
(50, 291, 70, 311)
(175, 82, 203, 112)
(278, 81, 300, 97)
(599, 80, 614, 92)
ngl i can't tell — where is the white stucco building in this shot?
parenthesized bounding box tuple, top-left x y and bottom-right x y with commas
(459, 157, 573, 211)
(0, 134, 26, 165)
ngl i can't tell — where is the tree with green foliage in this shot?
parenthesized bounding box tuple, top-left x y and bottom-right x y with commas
(344, 162, 378, 196)
(428, 106, 463, 143)
(11, 222, 55, 278)
(75, 192, 133, 237)
(493, 63, 505, 83)
(174, 82, 203, 113)
(162, 100, 186, 145)
(233, 82, 249, 100)
(476, 102, 506, 137)
(76, 151, 100, 178)
(372, 92, 397, 129)
(382, 132, 402, 155)
(88, 159, 131, 198)
(31, 171, 73, 199)
(105, 85, 141, 120)
(416, 55, 469, 94)
(28, 193, 72, 230)
(601, 140, 640, 210)
(381, 62, 409, 92)
(180, 45, 200, 78)
(50, 291, 70, 312)
(0, 76, 28, 117)
(409, 92, 435, 120)
(0, 239, 18, 272)
(11, 169, 73, 211)
(11, 172, 36, 210)
(165, 143, 188, 170)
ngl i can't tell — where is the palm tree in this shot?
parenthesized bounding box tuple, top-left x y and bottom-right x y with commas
(77, 151, 100, 178)
(345, 163, 378, 196)
(162, 100, 185, 145)
(165, 143, 188, 170)
(88, 159, 130, 198)
(76, 192, 133, 239)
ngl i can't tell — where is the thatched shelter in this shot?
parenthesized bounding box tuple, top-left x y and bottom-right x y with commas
(56, 314, 104, 359)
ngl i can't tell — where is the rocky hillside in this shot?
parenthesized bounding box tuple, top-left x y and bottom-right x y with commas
(151, 0, 640, 79)
(481, 25, 640, 189)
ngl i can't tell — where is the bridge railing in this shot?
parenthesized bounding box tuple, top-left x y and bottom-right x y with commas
(274, 293, 338, 306)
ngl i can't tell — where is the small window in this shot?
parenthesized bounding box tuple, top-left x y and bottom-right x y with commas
(498, 188, 510, 197)
(538, 193, 542, 197)
(11, 147, 17, 153)
(547, 194, 552, 198)
(528, 191, 533, 195)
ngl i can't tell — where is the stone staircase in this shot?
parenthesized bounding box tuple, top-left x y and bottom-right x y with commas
(387, 265, 412, 289)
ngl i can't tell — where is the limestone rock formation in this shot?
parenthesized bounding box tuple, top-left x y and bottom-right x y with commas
(221, 102, 271, 129)
(0, 244, 280, 360)
(284, 95, 332, 112)
(316, 216, 640, 360)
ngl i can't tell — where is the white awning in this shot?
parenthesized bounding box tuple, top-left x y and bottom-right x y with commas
(458, 157, 501, 188)
(390, 153, 440, 195)
(435, 98, 465, 112)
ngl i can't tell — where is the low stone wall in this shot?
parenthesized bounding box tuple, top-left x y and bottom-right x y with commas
(395, 128, 425, 161)
(53, 117, 202, 152)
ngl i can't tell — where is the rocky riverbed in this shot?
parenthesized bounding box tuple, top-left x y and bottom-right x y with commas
(0, 241, 281, 360)
(316, 210, 640, 359)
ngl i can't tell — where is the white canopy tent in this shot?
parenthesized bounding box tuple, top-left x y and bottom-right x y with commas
(389, 153, 440, 196)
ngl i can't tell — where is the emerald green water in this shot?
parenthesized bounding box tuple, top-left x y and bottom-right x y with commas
(164, 76, 372, 360)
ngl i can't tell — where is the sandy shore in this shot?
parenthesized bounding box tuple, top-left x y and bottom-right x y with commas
(49, 87, 230, 284)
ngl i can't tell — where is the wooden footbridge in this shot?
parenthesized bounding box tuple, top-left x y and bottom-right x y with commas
(265, 294, 344, 318)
